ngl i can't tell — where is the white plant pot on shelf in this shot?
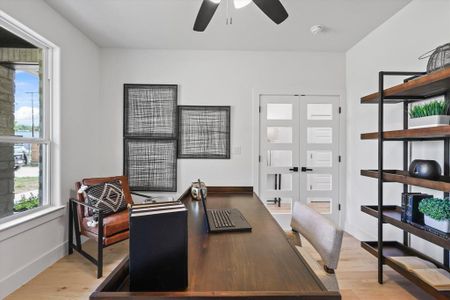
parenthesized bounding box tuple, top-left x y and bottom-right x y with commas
(409, 115, 450, 129)
(424, 215, 450, 233)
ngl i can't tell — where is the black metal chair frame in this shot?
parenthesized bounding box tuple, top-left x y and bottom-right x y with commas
(68, 198, 107, 278)
(68, 191, 152, 278)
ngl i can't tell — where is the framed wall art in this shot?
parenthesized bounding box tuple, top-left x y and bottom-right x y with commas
(124, 84, 178, 139)
(178, 106, 230, 159)
(124, 139, 177, 192)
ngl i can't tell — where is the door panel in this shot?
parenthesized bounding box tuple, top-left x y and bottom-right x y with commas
(260, 95, 300, 228)
(259, 94, 341, 227)
(300, 95, 340, 224)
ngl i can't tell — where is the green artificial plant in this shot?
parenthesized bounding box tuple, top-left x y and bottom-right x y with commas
(409, 100, 449, 119)
(418, 198, 450, 221)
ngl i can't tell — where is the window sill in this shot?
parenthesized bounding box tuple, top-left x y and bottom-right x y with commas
(0, 206, 65, 242)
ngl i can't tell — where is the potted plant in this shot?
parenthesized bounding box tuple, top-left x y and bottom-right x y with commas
(409, 99, 450, 128)
(418, 198, 450, 233)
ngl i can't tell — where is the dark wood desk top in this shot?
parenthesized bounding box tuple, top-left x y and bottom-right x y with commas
(91, 188, 341, 299)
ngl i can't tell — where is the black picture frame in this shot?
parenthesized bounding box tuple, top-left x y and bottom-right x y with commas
(124, 138, 177, 192)
(178, 106, 231, 159)
(123, 84, 178, 139)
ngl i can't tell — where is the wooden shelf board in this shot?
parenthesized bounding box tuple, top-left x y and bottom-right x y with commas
(361, 169, 450, 192)
(361, 205, 450, 249)
(361, 126, 450, 140)
(361, 241, 450, 299)
(361, 67, 450, 104)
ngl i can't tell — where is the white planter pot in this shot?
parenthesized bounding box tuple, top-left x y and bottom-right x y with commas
(409, 115, 450, 129)
(424, 215, 450, 233)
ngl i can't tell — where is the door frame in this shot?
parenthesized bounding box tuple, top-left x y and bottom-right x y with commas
(251, 88, 347, 228)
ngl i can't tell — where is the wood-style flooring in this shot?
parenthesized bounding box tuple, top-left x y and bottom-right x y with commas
(6, 233, 433, 300)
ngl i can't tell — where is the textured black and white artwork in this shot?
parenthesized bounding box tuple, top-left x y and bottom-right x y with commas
(124, 139, 177, 191)
(178, 106, 230, 159)
(124, 84, 178, 138)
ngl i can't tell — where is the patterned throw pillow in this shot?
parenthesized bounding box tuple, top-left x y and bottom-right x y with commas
(85, 180, 127, 219)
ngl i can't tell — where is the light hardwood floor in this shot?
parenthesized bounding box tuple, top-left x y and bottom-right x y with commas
(6, 233, 433, 300)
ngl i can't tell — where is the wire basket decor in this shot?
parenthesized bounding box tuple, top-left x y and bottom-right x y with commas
(419, 43, 450, 73)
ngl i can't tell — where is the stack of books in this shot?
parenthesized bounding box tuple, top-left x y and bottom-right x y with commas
(390, 256, 450, 291)
(401, 192, 432, 224)
(129, 201, 188, 292)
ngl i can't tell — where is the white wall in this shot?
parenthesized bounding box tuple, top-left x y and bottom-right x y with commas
(345, 0, 450, 261)
(99, 49, 345, 196)
(0, 0, 100, 297)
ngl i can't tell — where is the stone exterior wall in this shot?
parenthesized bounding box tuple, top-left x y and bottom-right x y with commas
(0, 48, 42, 63)
(0, 65, 15, 217)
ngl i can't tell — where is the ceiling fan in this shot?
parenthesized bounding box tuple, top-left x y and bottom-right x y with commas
(193, 0, 289, 32)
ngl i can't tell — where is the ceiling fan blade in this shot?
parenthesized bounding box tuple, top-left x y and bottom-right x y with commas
(194, 0, 221, 32)
(252, 0, 288, 24)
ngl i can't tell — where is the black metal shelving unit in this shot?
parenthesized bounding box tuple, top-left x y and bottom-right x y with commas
(360, 68, 450, 299)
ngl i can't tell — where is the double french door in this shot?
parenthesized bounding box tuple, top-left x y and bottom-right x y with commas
(259, 94, 341, 228)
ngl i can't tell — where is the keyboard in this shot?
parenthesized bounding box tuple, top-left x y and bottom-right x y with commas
(210, 209, 235, 228)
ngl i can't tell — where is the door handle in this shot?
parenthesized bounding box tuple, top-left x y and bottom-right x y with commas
(289, 167, 299, 172)
(301, 167, 313, 172)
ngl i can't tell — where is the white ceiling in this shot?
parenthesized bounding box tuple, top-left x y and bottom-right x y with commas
(45, 0, 411, 51)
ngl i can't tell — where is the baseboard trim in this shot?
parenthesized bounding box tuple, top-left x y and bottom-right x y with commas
(0, 241, 67, 298)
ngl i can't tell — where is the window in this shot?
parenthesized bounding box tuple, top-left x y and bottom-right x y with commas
(0, 21, 53, 223)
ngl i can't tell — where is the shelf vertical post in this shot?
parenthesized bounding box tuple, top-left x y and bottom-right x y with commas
(378, 72, 385, 284)
(403, 101, 409, 247)
(444, 91, 450, 268)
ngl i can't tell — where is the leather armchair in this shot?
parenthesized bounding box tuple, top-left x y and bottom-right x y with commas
(68, 176, 144, 278)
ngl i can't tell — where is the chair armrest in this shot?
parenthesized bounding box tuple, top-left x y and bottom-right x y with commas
(69, 198, 104, 214)
(131, 191, 149, 198)
(130, 191, 155, 202)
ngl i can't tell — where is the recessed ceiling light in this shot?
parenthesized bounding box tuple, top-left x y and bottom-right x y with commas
(310, 25, 325, 35)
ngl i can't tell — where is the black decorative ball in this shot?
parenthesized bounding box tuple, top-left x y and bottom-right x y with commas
(408, 160, 442, 180)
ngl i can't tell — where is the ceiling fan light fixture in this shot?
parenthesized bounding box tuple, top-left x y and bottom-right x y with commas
(194, 0, 289, 31)
(234, 0, 252, 9)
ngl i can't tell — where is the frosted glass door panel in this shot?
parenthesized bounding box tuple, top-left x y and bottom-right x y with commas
(265, 197, 292, 214)
(300, 95, 340, 224)
(307, 104, 333, 120)
(307, 174, 332, 191)
(267, 150, 292, 167)
(260, 95, 300, 229)
(267, 104, 292, 120)
(307, 127, 332, 144)
(267, 127, 292, 143)
(266, 173, 292, 191)
(307, 151, 332, 168)
(307, 197, 332, 215)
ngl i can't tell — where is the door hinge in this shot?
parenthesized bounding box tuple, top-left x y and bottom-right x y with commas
(258, 155, 261, 163)
(259, 106, 261, 113)
(339, 106, 342, 114)
(338, 155, 342, 163)
(338, 204, 341, 211)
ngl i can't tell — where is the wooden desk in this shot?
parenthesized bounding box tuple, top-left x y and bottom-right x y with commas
(90, 188, 341, 299)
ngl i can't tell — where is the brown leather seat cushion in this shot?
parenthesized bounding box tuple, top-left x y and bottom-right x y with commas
(82, 210, 129, 237)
